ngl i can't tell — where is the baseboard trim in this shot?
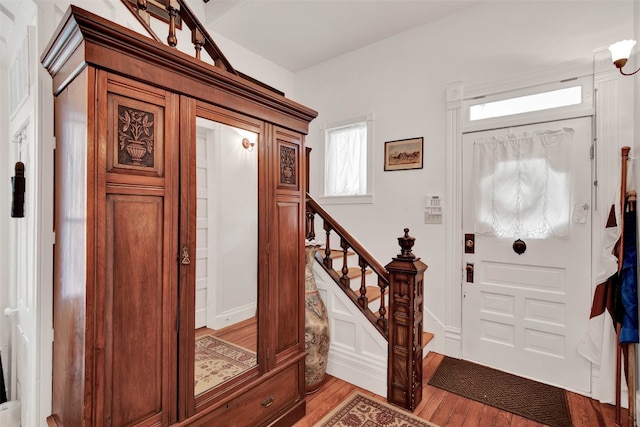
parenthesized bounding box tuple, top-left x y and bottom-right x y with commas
(444, 327, 462, 358)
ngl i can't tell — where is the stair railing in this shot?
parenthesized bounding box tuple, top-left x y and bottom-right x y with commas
(306, 194, 390, 338)
(121, 0, 284, 95)
(306, 195, 428, 410)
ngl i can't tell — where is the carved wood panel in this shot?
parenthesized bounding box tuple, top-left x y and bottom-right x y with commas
(107, 93, 165, 176)
(278, 143, 298, 189)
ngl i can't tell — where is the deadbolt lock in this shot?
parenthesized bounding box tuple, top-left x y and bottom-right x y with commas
(464, 233, 475, 254)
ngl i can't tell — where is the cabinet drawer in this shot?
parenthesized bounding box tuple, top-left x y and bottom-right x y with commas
(192, 364, 301, 427)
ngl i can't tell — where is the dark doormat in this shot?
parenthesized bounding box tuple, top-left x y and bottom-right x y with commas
(428, 356, 572, 427)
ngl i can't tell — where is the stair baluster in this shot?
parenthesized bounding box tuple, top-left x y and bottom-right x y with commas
(358, 256, 368, 309)
(192, 28, 204, 59)
(166, 0, 178, 47)
(340, 238, 350, 288)
(322, 221, 333, 269)
(377, 276, 388, 331)
(306, 212, 316, 241)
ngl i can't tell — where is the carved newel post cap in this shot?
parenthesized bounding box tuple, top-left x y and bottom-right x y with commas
(397, 228, 416, 260)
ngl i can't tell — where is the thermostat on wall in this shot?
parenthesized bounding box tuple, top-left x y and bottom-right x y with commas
(424, 195, 443, 224)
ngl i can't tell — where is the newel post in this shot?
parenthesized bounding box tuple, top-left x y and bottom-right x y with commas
(385, 228, 428, 411)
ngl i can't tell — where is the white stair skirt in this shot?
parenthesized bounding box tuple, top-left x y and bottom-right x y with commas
(312, 261, 387, 397)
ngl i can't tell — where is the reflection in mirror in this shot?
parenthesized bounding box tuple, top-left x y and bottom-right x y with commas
(194, 117, 258, 397)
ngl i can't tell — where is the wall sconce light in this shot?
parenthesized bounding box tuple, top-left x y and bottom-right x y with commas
(609, 39, 639, 76)
(242, 137, 255, 152)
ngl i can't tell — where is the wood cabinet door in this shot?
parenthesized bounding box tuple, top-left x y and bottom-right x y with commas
(178, 99, 265, 419)
(99, 72, 179, 426)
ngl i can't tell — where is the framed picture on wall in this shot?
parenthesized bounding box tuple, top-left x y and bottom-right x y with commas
(384, 137, 424, 171)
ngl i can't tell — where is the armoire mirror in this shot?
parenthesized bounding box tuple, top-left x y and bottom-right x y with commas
(193, 116, 259, 397)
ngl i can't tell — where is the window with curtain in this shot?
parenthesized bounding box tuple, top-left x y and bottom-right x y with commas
(324, 121, 367, 196)
(474, 128, 574, 239)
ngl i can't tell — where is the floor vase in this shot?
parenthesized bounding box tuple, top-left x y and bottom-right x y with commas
(304, 243, 330, 393)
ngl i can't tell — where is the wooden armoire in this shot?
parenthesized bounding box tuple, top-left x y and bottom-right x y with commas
(41, 5, 316, 426)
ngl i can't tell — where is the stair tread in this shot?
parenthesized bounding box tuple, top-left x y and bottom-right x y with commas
(423, 331, 434, 347)
(323, 249, 356, 259)
(336, 267, 373, 280)
(364, 286, 381, 301)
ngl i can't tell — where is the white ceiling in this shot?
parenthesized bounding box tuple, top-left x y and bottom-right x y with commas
(0, 0, 482, 71)
(202, 0, 483, 72)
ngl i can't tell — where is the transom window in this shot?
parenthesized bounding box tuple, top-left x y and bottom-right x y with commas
(469, 86, 582, 121)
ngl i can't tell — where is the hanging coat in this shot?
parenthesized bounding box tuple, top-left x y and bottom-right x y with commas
(619, 205, 639, 344)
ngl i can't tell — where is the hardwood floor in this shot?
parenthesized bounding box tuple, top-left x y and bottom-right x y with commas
(196, 317, 258, 351)
(293, 352, 630, 427)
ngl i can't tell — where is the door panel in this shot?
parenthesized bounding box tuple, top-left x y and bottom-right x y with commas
(462, 117, 592, 393)
(106, 195, 165, 426)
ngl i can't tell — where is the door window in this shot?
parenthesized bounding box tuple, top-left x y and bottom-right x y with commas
(474, 128, 574, 239)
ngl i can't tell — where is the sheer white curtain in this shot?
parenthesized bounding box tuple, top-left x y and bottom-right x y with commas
(474, 128, 574, 239)
(325, 123, 367, 196)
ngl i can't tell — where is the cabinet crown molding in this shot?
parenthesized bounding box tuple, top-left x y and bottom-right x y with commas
(41, 5, 318, 133)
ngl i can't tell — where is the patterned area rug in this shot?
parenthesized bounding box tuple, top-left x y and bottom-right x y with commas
(313, 392, 438, 427)
(428, 356, 572, 427)
(194, 334, 256, 396)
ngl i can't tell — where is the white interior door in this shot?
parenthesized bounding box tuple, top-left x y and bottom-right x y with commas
(8, 120, 37, 425)
(195, 120, 215, 329)
(461, 117, 592, 394)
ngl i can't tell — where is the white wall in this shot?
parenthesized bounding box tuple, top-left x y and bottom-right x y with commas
(294, 0, 636, 354)
(635, 0, 640, 189)
(214, 125, 258, 327)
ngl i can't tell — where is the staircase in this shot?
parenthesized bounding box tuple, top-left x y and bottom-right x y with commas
(317, 247, 434, 349)
(306, 194, 434, 410)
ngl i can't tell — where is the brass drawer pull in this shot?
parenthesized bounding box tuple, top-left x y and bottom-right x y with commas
(261, 396, 274, 408)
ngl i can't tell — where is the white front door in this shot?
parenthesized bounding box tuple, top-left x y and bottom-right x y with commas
(461, 117, 592, 394)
